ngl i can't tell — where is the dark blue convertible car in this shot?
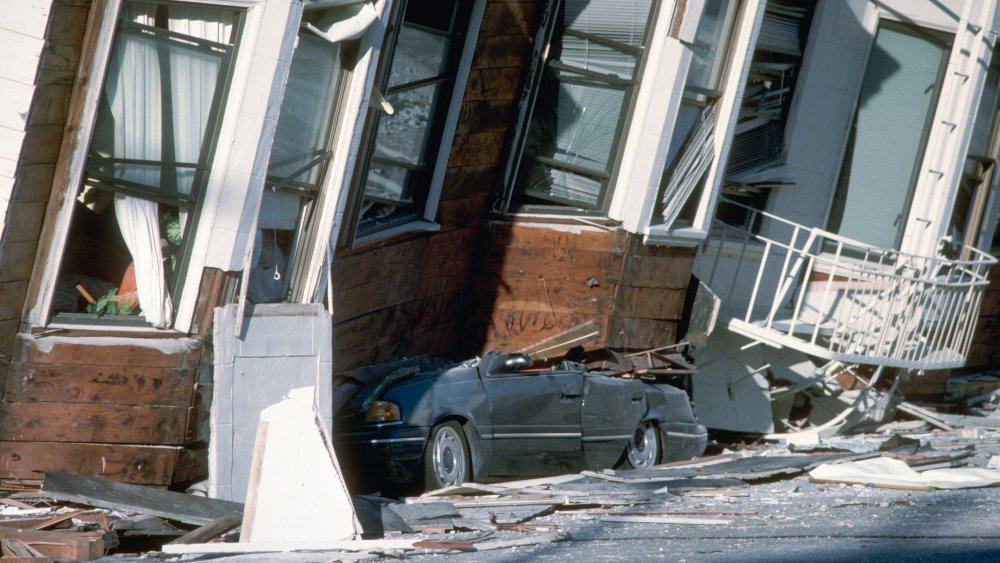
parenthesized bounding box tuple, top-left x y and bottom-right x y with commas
(333, 351, 707, 491)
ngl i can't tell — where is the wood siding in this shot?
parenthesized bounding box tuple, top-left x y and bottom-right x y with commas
(467, 222, 695, 354)
(0, 334, 202, 486)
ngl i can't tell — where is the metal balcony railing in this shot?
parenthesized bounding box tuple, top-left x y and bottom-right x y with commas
(698, 199, 997, 370)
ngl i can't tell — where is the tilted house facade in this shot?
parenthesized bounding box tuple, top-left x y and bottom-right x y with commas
(0, 0, 999, 490)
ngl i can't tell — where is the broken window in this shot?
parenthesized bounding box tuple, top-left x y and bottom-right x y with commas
(504, 0, 656, 214)
(657, 0, 741, 228)
(827, 21, 950, 249)
(348, 0, 476, 238)
(52, 1, 241, 328)
(661, 0, 815, 233)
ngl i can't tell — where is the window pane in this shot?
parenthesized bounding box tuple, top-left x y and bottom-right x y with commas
(511, 0, 654, 211)
(364, 162, 413, 208)
(387, 25, 450, 88)
(269, 35, 341, 186)
(686, 0, 736, 91)
(828, 24, 948, 248)
(374, 83, 444, 167)
(521, 164, 603, 208)
(88, 26, 227, 196)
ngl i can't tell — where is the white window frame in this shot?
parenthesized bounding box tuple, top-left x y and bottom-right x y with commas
(27, 0, 303, 333)
(347, 0, 486, 247)
(642, 0, 766, 247)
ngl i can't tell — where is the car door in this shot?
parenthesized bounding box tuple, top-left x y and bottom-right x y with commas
(481, 369, 584, 476)
(581, 374, 647, 469)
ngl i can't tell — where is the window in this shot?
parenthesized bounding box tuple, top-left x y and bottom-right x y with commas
(657, 0, 740, 227)
(249, 27, 347, 304)
(506, 0, 657, 213)
(51, 1, 241, 328)
(349, 0, 477, 238)
(827, 22, 949, 249)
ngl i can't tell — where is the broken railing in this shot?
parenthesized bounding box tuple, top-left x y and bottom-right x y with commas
(699, 198, 996, 370)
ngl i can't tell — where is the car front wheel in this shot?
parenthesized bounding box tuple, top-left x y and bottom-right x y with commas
(424, 421, 471, 490)
(624, 421, 661, 469)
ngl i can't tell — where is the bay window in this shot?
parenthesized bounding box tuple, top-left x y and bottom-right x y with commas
(52, 1, 241, 328)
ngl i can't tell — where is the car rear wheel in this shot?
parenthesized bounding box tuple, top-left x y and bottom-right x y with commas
(624, 421, 661, 469)
(424, 421, 470, 490)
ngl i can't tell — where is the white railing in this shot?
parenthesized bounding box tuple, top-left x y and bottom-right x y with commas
(698, 199, 997, 370)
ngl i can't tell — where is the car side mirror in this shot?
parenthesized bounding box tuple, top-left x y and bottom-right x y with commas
(496, 353, 533, 374)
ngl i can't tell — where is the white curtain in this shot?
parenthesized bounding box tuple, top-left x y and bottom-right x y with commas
(106, 5, 172, 327)
(101, 3, 232, 327)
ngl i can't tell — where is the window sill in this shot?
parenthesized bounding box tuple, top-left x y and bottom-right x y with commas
(38, 313, 192, 335)
(643, 225, 708, 247)
(353, 219, 441, 247)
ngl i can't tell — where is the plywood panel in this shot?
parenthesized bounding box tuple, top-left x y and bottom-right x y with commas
(4, 363, 195, 406)
(0, 441, 176, 485)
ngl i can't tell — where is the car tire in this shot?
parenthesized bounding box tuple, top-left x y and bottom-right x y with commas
(423, 421, 471, 490)
(623, 421, 661, 469)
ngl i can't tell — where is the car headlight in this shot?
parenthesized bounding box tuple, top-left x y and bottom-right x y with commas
(365, 400, 401, 423)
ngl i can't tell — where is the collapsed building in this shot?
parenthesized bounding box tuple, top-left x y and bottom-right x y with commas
(1, 0, 1000, 500)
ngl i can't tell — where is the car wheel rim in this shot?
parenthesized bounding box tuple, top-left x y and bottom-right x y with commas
(432, 426, 465, 485)
(627, 423, 658, 469)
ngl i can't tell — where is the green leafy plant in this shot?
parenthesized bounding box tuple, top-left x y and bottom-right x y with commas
(85, 288, 133, 317)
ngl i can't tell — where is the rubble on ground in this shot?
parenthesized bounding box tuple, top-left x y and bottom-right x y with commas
(2, 394, 1000, 561)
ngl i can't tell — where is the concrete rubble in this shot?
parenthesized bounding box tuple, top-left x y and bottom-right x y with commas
(0, 392, 999, 561)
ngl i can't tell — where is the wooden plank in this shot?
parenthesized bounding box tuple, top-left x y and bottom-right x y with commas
(434, 193, 490, 231)
(605, 317, 678, 350)
(480, 310, 606, 353)
(0, 401, 188, 445)
(463, 67, 524, 103)
(167, 515, 241, 545)
(40, 471, 243, 526)
(483, 246, 621, 283)
(0, 527, 103, 560)
(0, 442, 176, 486)
(4, 362, 195, 406)
(171, 447, 208, 486)
(615, 287, 687, 320)
(33, 509, 86, 531)
(448, 130, 507, 167)
(440, 164, 498, 198)
(481, 0, 537, 36)
(481, 276, 615, 316)
(619, 253, 693, 289)
(485, 221, 626, 253)
(15, 335, 202, 369)
(334, 271, 468, 323)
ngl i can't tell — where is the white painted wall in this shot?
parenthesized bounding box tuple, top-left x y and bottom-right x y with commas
(210, 303, 334, 502)
(0, 0, 52, 235)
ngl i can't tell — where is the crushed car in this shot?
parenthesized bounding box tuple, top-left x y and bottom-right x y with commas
(332, 350, 707, 491)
